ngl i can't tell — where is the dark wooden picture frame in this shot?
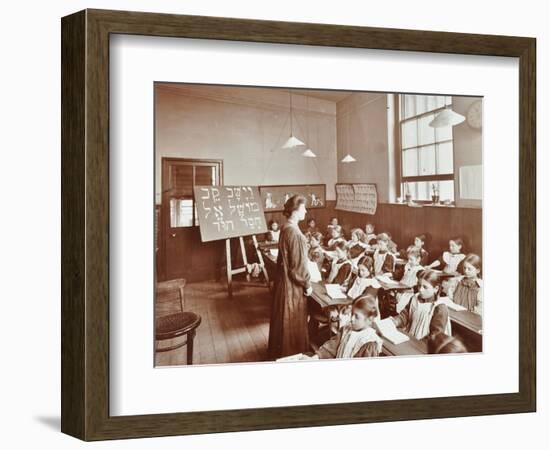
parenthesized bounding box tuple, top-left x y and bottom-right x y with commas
(61, 9, 536, 441)
(259, 184, 327, 212)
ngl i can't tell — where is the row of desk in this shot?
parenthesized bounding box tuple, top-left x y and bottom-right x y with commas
(310, 282, 482, 356)
(261, 246, 482, 356)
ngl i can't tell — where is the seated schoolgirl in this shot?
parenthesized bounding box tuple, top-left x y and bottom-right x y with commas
(388, 269, 452, 340)
(327, 240, 353, 287)
(386, 232, 399, 256)
(372, 233, 396, 277)
(403, 234, 430, 266)
(388, 247, 425, 314)
(307, 231, 325, 271)
(364, 223, 377, 246)
(346, 256, 381, 300)
(326, 226, 345, 250)
(265, 220, 280, 243)
(304, 218, 320, 239)
(447, 253, 483, 314)
(327, 217, 342, 236)
(400, 247, 424, 288)
(434, 237, 466, 274)
(312, 295, 383, 359)
(347, 228, 368, 265)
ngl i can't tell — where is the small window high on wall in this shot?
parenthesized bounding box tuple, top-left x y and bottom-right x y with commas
(398, 94, 455, 203)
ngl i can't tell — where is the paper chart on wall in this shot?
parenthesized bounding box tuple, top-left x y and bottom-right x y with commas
(335, 183, 377, 214)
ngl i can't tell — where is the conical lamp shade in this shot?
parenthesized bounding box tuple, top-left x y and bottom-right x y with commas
(302, 148, 317, 158)
(341, 154, 357, 163)
(429, 108, 465, 128)
(282, 135, 305, 149)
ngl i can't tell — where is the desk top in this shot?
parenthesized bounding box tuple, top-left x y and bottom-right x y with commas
(311, 282, 428, 356)
(381, 335, 427, 356)
(311, 282, 353, 308)
(376, 277, 413, 291)
(449, 309, 483, 335)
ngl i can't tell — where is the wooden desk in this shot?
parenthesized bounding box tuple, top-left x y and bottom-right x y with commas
(310, 282, 353, 308)
(449, 309, 483, 352)
(310, 282, 427, 357)
(376, 278, 413, 291)
(381, 335, 427, 356)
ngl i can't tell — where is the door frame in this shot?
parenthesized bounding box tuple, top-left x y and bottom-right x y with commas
(159, 157, 224, 281)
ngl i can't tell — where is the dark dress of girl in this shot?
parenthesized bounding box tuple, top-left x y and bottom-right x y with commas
(268, 221, 312, 359)
(452, 277, 482, 312)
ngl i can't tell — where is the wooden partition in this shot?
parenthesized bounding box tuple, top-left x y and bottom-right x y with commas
(337, 203, 482, 262)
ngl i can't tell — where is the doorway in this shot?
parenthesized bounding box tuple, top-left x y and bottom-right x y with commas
(159, 158, 224, 282)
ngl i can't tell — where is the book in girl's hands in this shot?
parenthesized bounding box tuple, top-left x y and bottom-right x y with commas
(325, 284, 348, 300)
(376, 318, 410, 345)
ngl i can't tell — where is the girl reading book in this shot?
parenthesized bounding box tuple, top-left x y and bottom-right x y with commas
(389, 269, 452, 340)
(312, 295, 383, 359)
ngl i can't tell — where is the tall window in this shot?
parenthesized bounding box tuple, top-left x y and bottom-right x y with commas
(399, 94, 455, 202)
(163, 159, 223, 227)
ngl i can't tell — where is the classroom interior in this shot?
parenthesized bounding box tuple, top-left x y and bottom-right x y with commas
(154, 83, 483, 366)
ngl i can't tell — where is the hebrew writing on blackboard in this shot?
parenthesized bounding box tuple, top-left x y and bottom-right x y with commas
(194, 185, 268, 242)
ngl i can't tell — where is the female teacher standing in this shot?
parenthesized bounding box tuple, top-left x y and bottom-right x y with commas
(268, 195, 313, 359)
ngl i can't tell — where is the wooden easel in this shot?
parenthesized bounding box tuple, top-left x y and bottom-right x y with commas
(225, 235, 270, 298)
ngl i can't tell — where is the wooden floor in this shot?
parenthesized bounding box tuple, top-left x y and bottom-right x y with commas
(155, 279, 272, 366)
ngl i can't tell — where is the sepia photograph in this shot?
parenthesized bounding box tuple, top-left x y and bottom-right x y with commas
(154, 82, 483, 367)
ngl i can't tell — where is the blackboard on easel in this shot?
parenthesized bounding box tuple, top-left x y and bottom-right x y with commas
(194, 185, 270, 298)
(194, 185, 268, 242)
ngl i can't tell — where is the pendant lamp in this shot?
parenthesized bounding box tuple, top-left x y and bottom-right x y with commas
(429, 107, 465, 128)
(282, 90, 305, 148)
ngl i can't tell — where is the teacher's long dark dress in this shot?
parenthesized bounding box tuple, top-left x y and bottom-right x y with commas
(268, 221, 312, 359)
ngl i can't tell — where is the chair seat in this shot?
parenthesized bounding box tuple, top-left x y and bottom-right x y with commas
(156, 312, 201, 340)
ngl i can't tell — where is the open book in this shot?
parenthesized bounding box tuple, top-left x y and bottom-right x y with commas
(324, 284, 348, 300)
(276, 353, 309, 362)
(376, 318, 410, 345)
(438, 296, 467, 311)
(376, 275, 403, 289)
(307, 260, 322, 283)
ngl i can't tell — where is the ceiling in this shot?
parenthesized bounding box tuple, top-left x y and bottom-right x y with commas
(289, 89, 352, 103)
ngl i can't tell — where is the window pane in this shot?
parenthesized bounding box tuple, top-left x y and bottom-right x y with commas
(435, 124, 452, 142)
(171, 165, 193, 196)
(402, 148, 418, 176)
(414, 95, 428, 115)
(419, 145, 436, 176)
(437, 180, 455, 202)
(401, 120, 417, 148)
(418, 114, 436, 146)
(402, 95, 416, 119)
(437, 142, 454, 174)
(445, 96, 453, 106)
(416, 181, 431, 201)
(170, 198, 194, 227)
(404, 180, 455, 202)
(195, 165, 215, 186)
(434, 96, 446, 110)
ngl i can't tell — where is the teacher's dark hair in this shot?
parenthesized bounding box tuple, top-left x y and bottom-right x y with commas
(283, 194, 307, 218)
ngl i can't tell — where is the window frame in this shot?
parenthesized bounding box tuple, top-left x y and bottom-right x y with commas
(395, 95, 455, 204)
(162, 157, 224, 228)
